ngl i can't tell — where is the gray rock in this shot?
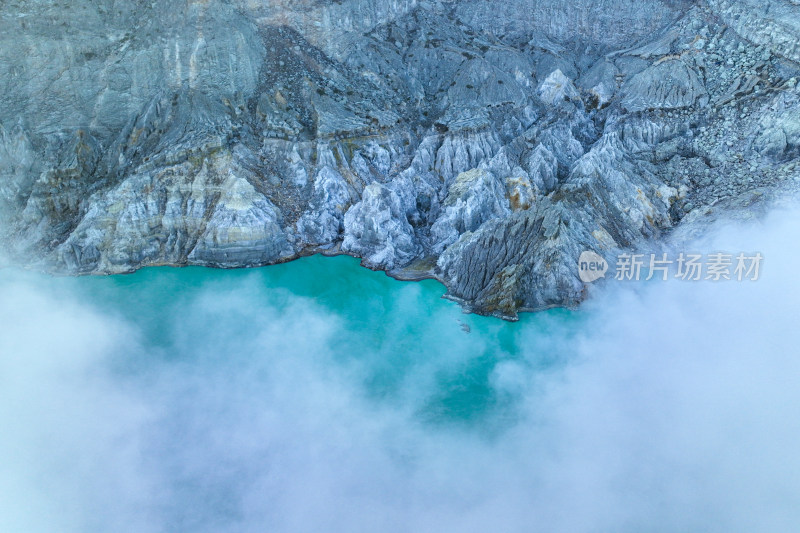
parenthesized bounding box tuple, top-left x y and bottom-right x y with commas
(1, 0, 800, 318)
(296, 160, 356, 245)
(538, 70, 580, 105)
(188, 177, 293, 267)
(707, 0, 800, 63)
(342, 183, 420, 269)
(524, 145, 559, 192)
(621, 60, 709, 112)
(430, 168, 510, 253)
(752, 101, 800, 161)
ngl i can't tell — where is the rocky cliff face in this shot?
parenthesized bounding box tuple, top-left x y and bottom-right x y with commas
(1, 0, 799, 318)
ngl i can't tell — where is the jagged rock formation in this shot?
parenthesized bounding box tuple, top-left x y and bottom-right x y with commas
(1, 0, 799, 318)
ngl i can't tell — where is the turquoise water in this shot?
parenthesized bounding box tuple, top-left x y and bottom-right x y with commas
(39, 255, 578, 428)
(1, 255, 586, 530)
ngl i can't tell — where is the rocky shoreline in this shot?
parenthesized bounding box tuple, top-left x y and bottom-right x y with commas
(1, 0, 799, 318)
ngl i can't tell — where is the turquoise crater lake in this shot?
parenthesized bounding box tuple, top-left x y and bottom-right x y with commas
(27, 255, 579, 426)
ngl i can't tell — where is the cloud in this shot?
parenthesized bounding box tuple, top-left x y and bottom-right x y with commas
(0, 274, 155, 533)
(1, 207, 799, 533)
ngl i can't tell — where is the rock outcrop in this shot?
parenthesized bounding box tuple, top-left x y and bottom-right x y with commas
(1, 0, 799, 318)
